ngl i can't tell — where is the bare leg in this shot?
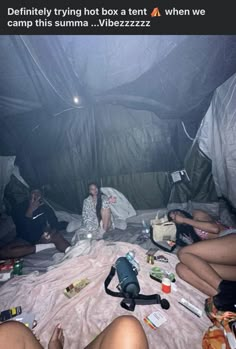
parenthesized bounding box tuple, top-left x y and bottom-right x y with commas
(176, 263, 217, 296)
(0, 317, 148, 349)
(101, 208, 112, 233)
(0, 239, 35, 259)
(85, 316, 149, 349)
(0, 321, 43, 349)
(0, 232, 70, 258)
(176, 262, 236, 296)
(50, 233, 70, 253)
(176, 234, 236, 295)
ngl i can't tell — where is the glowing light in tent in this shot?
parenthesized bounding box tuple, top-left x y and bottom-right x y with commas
(73, 96, 80, 104)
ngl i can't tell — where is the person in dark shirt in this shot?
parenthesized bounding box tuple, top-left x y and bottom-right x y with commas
(13, 189, 59, 244)
(0, 189, 71, 259)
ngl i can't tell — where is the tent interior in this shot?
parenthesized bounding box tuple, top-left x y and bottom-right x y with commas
(0, 35, 236, 349)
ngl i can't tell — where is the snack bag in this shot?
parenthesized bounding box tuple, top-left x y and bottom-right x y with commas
(202, 298, 236, 349)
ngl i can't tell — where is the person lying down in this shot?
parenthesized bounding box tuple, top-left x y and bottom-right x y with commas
(0, 316, 149, 349)
(168, 209, 235, 241)
(0, 189, 71, 260)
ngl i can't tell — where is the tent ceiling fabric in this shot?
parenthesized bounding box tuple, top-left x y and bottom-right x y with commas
(1, 35, 236, 211)
(1, 35, 236, 120)
(60, 35, 187, 94)
(0, 36, 41, 116)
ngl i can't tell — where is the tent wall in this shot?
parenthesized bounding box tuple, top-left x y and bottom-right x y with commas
(168, 142, 218, 211)
(10, 105, 195, 212)
(198, 73, 236, 207)
(1, 36, 236, 213)
(0, 156, 15, 211)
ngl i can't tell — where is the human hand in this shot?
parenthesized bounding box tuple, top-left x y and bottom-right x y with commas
(29, 194, 42, 212)
(42, 232, 51, 241)
(170, 212, 185, 224)
(108, 196, 117, 204)
(41, 227, 56, 242)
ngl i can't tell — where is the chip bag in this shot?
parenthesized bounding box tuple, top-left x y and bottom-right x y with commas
(202, 298, 236, 349)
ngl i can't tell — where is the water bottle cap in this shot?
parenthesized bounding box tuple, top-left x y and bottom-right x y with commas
(128, 250, 135, 258)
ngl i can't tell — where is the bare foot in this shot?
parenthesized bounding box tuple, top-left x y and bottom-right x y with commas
(48, 324, 64, 349)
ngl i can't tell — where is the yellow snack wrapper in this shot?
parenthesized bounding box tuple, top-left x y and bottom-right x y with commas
(64, 278, 90, 298)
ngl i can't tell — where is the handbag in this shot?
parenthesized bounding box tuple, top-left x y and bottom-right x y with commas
(150, 215, 176, 252)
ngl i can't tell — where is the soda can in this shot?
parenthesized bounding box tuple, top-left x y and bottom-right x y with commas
(13, 260, 23, 275)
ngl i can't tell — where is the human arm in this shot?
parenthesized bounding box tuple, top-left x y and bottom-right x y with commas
(25, 194, 42, 218)
(44, 205, 58, 230)
(82, 198, 91, 226)
(170, 212, 220, 234)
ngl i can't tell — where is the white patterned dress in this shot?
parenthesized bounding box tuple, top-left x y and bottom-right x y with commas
(82, 195, 111, 232)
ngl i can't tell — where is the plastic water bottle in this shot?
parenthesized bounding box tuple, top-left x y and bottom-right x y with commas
(142, 220, 150, 234)
(126, 250, 140, 272)
(126, 250, 135, 262)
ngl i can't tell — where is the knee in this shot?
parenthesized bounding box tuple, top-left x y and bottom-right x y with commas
(0, 320, 27, 333)
(176, 262, 191, 284)
(0, 320, 33, 349)
(113, 315, 141, 330)
(176, 262, 184, 278)
(109, 316, 147, 347)
(177, 247, 182, 260)
(177, 247, 193, 265)
(101, 207, 111, 216)
(177, 246, 188, 261)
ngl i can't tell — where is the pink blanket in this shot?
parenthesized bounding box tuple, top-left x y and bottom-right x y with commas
(0, 241, 210, 348)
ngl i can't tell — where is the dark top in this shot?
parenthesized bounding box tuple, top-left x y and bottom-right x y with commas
(12, 201, 58, 244)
